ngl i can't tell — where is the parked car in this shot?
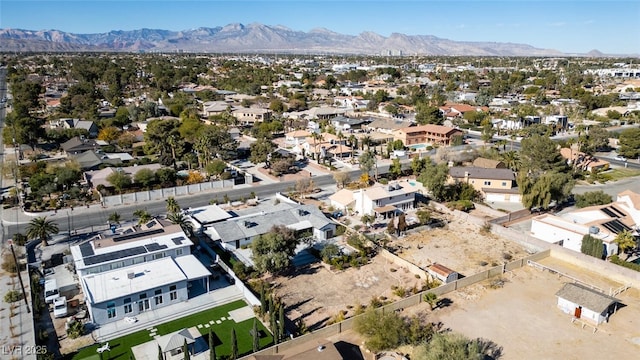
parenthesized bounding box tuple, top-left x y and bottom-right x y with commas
(53, 296, 68, 318)
(614, 155, 627, 161)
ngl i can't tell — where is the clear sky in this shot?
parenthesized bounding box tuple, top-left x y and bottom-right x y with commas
(1, 0, 639, 54)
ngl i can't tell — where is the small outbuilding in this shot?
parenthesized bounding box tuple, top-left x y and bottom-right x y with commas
(156, 328, 195, 359)
(555, 283, 620, 325)
(427, 263, 459, 284)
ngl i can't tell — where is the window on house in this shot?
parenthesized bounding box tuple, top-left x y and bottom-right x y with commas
(484, 181, 491, 186)
(502, 182, 507, 186)
(123, 299, 132, 314)
(176, 248, 183, 256)
(155, 294, 163, 305)
(107, 302, 116, 319)
(153, 252, 164, 260)
(170, 285, 177, 301)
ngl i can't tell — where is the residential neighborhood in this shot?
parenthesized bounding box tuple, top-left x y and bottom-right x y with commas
(1, 39, 640, 360)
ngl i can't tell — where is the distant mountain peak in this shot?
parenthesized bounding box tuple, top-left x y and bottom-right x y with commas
(0, 23, 568, 56)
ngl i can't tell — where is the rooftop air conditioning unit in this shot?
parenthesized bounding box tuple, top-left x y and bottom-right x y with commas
(589, 226, 600, 234)
(127, 272, 135, 279)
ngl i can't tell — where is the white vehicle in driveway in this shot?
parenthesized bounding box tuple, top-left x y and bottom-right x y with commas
(53, 296, 68, 318)
(44, 279, 59, 304)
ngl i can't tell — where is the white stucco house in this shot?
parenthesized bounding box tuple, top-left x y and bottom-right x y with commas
(530, 190, 640, 256)
(329, 181, 421, 219)
(70, 220, 211, 325)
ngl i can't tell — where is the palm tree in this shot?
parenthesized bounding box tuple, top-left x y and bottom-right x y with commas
(361, 135, 373, 151)
(310, 132, 324, 162)
(166, 196, 180, 215)
(133, 209, 152, 225)
(500, 151, 520, 171)
(108, 212, 121, 225)
(615, 230, 637, 260)
(167, 212, 194, 237)
(26, 216, 59, 247)
(337, 131, 345, 160)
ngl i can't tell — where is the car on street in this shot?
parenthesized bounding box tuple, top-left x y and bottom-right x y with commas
(614, 155, 627, 161)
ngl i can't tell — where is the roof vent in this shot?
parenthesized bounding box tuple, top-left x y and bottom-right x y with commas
(317, 345, 325, 352)
(127, 272, 135, 279)
(589, 226, 600, 234)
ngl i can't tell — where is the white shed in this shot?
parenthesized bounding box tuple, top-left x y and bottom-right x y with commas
(555, 283, 620, 325)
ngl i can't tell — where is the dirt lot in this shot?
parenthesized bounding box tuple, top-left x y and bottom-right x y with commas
(273, 256, 421, 330)
(405, 264, 640, 360)
(390, 218, 528, 276)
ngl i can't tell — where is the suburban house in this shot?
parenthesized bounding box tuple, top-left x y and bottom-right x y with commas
(393, 124, 464, 147)
(51, 118, 99, 138)
(84, 164, 163, 189)
(295, 132, 353, 159)
(448, 167, 520, 203)
(61, 137, 102, 155)
(543, 115, 569, 128)
(330, 116, 370, 132)
(204, 202, 337, 250)
(70, 220, 212, 325)
(202, 101, 234, 118)
(231, 108, 272, 125)
(555, 283, 620, 325)
(285, 130, 312, 145)
(439, 103, 488, 120)
(306, 106, 346, 120)
(560, 148, 610, 172)
(329, 181, 421, 218)
(530, 190, 640, 255)
(365, 117, 414, 134)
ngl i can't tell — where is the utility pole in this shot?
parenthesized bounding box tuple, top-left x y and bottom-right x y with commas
(9, 240, 30, 313)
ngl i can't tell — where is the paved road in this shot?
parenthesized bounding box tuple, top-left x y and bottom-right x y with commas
(1, 162, 399, 235)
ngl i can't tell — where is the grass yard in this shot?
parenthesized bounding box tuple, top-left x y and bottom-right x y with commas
(606, 168, 640, 181)
(72, 300, 273, 360)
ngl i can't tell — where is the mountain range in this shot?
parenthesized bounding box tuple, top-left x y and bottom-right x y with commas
(0, 23, 572, 56)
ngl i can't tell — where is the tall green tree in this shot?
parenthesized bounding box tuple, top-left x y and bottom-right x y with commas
(353, 308, 407, 352)
(519, 134, 566, 175)
(519, 171, 574, 209)
(133, 209, 152, 225)
(230, 328, 238, 360)
(415, 102, 443, 125)
(252, 318, 260, 352)
(106, 171, 132, 194)
(575, 191, 612, 208)
(166, 196, 180, 214)
(617, 128, 640, 158)
(359, 150, 376, 177)
(26, 216, 59, 247)
(208, 329, 216, 360)
(251, 225, 300, 274)
(183, 339, 190, 360)
(581, 234, 604, 259)
(249, 138, 276, 164)
(417, 160, 449, 201)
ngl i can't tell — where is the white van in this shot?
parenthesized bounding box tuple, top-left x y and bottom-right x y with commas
(45, 279, 59, 304)
(53, 297, 68, 318)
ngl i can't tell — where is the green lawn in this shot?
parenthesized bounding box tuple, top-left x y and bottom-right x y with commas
(73, 300, 273, 360)
(606, 168, 640, 181)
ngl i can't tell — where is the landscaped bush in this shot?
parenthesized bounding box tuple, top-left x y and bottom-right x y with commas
(4, 290, 23, 303)
(610, 255, 640, 272)
(446, 200, 474, 212)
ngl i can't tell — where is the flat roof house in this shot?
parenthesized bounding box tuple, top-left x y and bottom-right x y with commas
(70, 221, 212, 325)
(232, 108, 272, 125)
(530, 190, 640, 256)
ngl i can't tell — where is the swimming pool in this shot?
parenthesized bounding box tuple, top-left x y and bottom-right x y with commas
(409, 144, 427, 150)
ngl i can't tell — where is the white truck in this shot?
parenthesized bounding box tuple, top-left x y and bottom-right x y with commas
(44, 279, 59, 304)
(53, 297, 68, 318)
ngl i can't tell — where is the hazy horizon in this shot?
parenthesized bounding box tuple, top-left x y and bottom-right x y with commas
(2, 1, 639, 54)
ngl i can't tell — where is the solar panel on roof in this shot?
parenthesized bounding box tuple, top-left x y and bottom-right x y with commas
(172, 236, 185, 245)
(79, 242, 95, 257)
(144, 243, 167, 252)
(600, 207, 619, 218)
(83, 246, 147, 265)
(602, 219, 631, 234)
(112, 228, 164, 242)
(610, 206, 626, 217)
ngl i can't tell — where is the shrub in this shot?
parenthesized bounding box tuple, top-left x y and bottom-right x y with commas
(393, 287, 407, 297)
(610, 255, 640, 272)
(446, 200, 474, 212)
(66, 320, 84, 339)
(4, 290, 22, 303)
